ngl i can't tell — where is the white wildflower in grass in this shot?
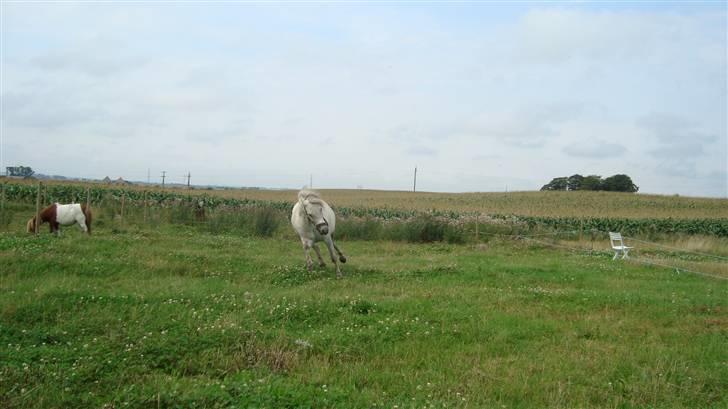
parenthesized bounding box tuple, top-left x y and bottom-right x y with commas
(294, 339, 313, 348)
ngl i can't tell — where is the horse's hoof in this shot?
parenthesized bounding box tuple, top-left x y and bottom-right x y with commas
(339, 256, 347, 263)
(336, 273, 343, 279)
(319, 263, 326, 268)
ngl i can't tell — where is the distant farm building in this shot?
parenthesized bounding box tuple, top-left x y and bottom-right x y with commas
(113, 177, 132, 185)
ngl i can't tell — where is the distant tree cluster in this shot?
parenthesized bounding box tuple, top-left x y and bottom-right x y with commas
(541, 174, 638, 193)
(6, 166, 35, 178)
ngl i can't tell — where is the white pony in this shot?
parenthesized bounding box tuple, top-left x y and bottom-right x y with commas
(291, 190, 347, 278)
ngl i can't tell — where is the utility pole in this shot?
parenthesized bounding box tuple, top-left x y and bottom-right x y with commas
(186, 172, 191, 189)
(161, 171, 166, 188)
(147, 168, 150, 184)
(310, 174, 313, 189)
(413, 166, 417, 192)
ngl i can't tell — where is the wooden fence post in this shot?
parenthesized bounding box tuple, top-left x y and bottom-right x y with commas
(35, 182, 42, 234)
(143, 191, 148, 224)
(0, 183, 5, 228)
(120, 193, 125, 228)
(475, 215, 479, 242)
(86, 187, 91, 211)
(590, 228, 594, 251)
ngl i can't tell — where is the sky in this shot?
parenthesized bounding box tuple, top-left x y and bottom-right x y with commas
(1, 1, 726, 197)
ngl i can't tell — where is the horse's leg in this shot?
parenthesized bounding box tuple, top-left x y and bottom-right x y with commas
(301, 239, 314, 271)
(324, 236, 342, 278)
(312, 244, 326, 268)
(333, 242, 347, 263)
(76, 216, 88, 234)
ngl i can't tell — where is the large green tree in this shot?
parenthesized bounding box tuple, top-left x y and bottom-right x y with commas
(541, 174, 638, 193)
(601, 174, 639, 192)
(581, 175, 603, 191)
(540, 177, 568, 191)
(567, 174, 584, 191)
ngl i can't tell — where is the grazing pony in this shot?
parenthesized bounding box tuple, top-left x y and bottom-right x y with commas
(27, 203, 92, 235)
(291, 190, 347, 277)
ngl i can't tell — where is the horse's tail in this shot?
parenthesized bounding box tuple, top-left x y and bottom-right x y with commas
(81, 203, 92, 235)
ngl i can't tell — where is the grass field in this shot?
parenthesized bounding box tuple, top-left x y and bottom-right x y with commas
(1, 221, 726, 408)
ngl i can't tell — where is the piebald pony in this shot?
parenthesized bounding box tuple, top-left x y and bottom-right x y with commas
(27, 203, 92, 235)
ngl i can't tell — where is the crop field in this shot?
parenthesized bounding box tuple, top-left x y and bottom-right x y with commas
(1, 180, 727, 408)
(3, 180, 728, 238)
(4, 178, 728, 219)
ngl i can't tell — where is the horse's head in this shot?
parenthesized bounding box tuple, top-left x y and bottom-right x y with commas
(302, 199, 329, 235)
(26, 217, 36, 233)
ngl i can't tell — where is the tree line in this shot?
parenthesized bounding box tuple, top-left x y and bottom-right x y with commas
(541, 174, 638, 193)
(5, 166, 35, 178)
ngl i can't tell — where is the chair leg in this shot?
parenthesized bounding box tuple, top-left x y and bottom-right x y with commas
(613, 251, 619, 260)
(622, 249, 629, 259)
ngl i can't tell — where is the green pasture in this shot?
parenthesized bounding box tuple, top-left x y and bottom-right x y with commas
(1, 222, 726, 408)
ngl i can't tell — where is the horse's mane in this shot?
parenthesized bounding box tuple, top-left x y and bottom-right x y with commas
(298, 189, 324, 204)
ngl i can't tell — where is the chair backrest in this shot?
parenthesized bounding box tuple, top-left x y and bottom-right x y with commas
(609, 232, 623, 247)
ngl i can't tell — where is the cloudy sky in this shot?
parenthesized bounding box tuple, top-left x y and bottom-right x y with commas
(1, 2, 726, 197)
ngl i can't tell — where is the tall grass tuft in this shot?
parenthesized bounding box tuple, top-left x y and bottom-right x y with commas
(253, 207, 282, 237)
(335, 217, 383, 241)
(392, 215, 465, 244)
(203, 206, 285, 237)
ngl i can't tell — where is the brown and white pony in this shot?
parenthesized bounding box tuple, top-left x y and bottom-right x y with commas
(27, 203, 92, 235)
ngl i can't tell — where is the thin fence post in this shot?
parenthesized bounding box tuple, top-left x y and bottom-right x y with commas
(143, 191, 148, 224)
(86, 187, 91, 210)
(590, 229, 594, 252)
(0, 183, 5, 229)
(35, 181, 42, 234)
(475, 214, 479, 242)
(120, 192, 125, 228)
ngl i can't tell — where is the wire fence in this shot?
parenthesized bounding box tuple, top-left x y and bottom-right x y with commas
(516, 230, 728, 281)
(2, 182, 726, 280)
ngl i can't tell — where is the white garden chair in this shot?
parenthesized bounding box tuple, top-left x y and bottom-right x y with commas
(609, 232, 633, 260)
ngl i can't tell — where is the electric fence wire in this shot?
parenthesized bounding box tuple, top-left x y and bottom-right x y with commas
(481, 228, 728, 263)
(517, 233, 728, 281)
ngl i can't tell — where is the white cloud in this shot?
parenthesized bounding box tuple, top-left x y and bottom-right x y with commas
(563, 142, 627, 158)
(1, 3, 725, 196)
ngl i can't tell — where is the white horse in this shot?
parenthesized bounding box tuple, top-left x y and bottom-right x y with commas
(291, 190, 347, 278)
